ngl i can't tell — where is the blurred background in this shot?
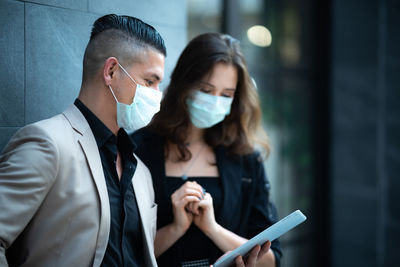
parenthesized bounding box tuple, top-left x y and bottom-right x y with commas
(0, 0, 399, 266)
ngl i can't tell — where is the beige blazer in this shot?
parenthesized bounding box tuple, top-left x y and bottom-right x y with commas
(0, 105, 158, 267)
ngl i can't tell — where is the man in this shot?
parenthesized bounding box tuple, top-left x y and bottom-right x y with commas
(0, 14, 165, 266)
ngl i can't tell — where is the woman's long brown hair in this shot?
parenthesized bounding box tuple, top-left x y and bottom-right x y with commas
(148, 32, 270, 161)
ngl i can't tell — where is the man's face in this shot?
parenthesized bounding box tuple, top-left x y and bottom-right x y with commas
(116, 49, 165, 105)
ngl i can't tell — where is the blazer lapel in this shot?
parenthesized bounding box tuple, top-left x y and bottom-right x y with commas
(215, 146, 243, 229)
(131, 156, 157, 266)
(131, 158, 149, 228)
(62, 104, 110, 266)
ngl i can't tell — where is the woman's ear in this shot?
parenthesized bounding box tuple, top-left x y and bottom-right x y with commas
(103, 57, 119, 86)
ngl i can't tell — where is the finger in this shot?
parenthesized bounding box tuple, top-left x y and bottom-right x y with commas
(182, 188, 203, 200)
(182, 183, 204, 196)
(234, 255, 245, 267)
(187, 211, 194, 220)
(198, 184, 206, 198)
(204, 192, 212, 200)
(257, 241, 271, 260)
(174, 188, 203, 200)
(185, 201, 195, 217)
(246, 245, 261, 266)
(197, 199, 211, 209)
(198, 193, 213, 208)
(185, 182, 205, 198)
(186, 201, 195, 214)
(192, 200, 200, 215)
(186, 201, 199, 215)
(177, 196, 200, 209)
(176, 182, 202, 196)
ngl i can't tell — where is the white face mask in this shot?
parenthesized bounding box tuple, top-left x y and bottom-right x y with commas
(186, 90, 233, 129)
(108, 63, 162, 132)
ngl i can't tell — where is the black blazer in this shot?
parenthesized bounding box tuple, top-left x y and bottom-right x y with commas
(132, 128, 282, 266)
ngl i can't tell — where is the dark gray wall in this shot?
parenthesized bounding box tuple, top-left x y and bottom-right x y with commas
(331, 0, 400, 266)
(0, 0, 187, 151)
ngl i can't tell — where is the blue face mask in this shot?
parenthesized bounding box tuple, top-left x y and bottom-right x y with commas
(186, 90, 233, 129)
(108, 63, 162, 132)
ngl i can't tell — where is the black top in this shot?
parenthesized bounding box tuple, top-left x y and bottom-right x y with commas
(74, 99, 144, 267)
(132, 127, 282, 267)
(163, 177, 222, 266)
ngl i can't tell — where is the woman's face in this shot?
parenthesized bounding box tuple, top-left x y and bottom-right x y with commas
(196, 63, 238, 98)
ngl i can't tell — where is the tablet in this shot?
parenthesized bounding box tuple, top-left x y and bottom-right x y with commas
(213, 210, 307, 267)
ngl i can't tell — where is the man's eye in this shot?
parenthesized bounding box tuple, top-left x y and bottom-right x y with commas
(145, 80, 154, 86)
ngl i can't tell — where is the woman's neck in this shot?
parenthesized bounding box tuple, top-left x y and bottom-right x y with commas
(185, 124, 205, 146)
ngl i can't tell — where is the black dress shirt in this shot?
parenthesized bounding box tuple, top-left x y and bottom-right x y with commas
(75, 99, 143, 267)
(133, 127, 282, 267)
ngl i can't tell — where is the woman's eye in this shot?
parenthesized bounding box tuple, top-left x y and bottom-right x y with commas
(222, 94, 233, 98)
(222, 91, 235, 98)
(200, 88, 211, 93)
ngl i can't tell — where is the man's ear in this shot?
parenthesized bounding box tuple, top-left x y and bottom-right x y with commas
(103, 57, 119, 86)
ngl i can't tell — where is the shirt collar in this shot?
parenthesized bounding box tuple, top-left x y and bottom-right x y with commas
(74, 99, 137, 153)
(117, 127, 137, 154)
(74, 98, 114, 148)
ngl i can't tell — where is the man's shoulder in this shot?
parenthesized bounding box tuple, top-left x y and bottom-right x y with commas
(32, 112, 68, 127)
(22, 112, 70, 137)
(9, 107, 81, 151)
(22, 104, 87, 137)
(0, 111, 75, 168)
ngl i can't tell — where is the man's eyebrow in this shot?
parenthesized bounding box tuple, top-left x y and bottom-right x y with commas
(151, 74, 161, 81)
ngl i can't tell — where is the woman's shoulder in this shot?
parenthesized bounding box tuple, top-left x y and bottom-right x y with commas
(216, 146, 264, 165)
(131, 127, 162, 153)
(240, 149, 264, 165)
(132, 127, 157, 143)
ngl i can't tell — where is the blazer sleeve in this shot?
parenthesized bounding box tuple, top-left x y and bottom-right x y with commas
(246, 152, 282, 267)
(0, 124, 59, 266)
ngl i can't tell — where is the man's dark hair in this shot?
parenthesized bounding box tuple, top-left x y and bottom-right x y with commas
(82, 14, 166, 83)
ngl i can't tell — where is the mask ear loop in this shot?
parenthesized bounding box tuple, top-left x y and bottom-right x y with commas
(108, 85, 118, 102)
(118, 63, 139, 85)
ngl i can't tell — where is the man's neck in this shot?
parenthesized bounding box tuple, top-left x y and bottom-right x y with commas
(78, 85, 120, 136)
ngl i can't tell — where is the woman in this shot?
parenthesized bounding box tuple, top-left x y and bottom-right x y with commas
(133, 33, 282, 267)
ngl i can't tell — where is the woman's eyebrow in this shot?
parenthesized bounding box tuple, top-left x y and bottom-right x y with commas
(199, 81, 215, 88)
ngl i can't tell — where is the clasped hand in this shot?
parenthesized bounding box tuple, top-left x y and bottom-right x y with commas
(170, 181, 216, 236)
(170, 181, 272, 267)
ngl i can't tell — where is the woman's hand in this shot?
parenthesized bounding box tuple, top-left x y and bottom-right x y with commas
(191, 192, 219, 236)
(234, 241, 271, 267)
(209, 241, 272, 267)
(171, 181, 205, 236)
(154, 181, 204, 258)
